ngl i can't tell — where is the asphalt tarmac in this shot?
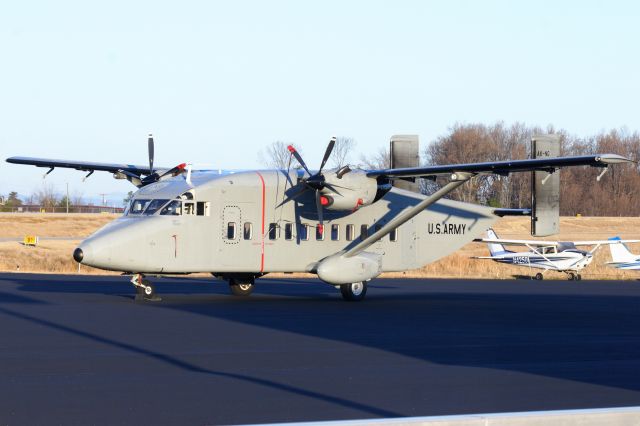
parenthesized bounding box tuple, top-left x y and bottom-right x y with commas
(0, 273, 639, 425)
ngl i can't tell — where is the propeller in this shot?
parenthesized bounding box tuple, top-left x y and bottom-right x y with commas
(139, 134, 187, 186)
(148, 134, 154, 174)
(288, 136, 336, 229)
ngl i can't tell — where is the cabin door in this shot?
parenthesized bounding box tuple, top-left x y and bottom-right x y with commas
(218, 203, 261, 271)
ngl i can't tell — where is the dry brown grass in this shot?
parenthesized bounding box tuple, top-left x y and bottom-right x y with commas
(0, 213, 117, 238)
(1, 213, 639, 279)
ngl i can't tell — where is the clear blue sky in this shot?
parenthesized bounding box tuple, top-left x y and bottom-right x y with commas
(1, 0, 639, 205)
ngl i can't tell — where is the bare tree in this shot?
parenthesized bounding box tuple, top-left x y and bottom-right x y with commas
(258, 141, 295, 169)
(34, 183, 58, 210)
(359, 146, 390, 169)
(331, 137, 357, 169)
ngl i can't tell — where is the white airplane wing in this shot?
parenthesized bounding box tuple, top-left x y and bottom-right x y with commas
(473, 238, 559, 247)
(572, 239, 640, 246)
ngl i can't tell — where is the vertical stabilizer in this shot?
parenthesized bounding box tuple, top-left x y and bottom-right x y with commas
(486, 228, 507, 256)
(531, 134, 560, 236)
(608, 237, 638, 263)
(390, 135, 420, 193)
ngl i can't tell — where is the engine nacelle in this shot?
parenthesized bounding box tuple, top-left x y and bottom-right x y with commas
(320, 169, 378, 212)
(316, 251, 383, 285)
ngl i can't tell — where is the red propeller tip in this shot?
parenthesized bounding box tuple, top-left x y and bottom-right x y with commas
(287, 145, 296, 153)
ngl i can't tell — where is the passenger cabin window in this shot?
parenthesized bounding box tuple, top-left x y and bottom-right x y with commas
(360, 225, 368, 240)
(143, 199, 169, 215)
(269, 223, 278, 240)
(390, 228, 398, 242)
(160, 200, 182, 216)
(129, 199, 151, 215)
(243, 222, 253, 240)
(331, 224, 339, 241)
(227, 222, 237, 239)
(183, 202, 195, 215)
(284, 223, 293, 240)
(299, 223, 309, 241)
(316, 224, 324, 241)
(346, 224, 355, 241)
(197, 201, 210, 216)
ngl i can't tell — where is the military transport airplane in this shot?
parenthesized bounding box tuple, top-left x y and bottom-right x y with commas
(606, 237, 640, 270)
(6, 135, 632, 301)
(474, 229, 640, 280)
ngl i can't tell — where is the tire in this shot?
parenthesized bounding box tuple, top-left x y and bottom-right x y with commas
(535, 273, 544, 281)
(229, 278, 254, 297)
(568, 272, 576, 281)
(140, 279, 154, 297)
(340, 281, 367, 302)
(576, 274, 582, 281)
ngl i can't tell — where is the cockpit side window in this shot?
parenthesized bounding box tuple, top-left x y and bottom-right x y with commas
(160, 200, 182, 216)
(143, 199, 170, 215)
(129, 199, 151, 215)
(183, 202, 195, 215)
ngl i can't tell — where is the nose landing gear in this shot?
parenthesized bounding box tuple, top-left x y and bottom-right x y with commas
(131, 274, 162, 302)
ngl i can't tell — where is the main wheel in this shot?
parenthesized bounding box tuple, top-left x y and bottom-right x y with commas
(568, 272, 576, 281)
(229, 278, 254, 297)
(576, 274, 582, 281)
(340, 281, 367, 301)
(534, 273, 544, 281)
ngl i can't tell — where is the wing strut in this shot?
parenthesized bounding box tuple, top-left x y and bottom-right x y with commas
(344, 172, 473, 258)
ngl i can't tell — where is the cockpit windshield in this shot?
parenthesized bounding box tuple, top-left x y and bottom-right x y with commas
(129, 199, 151, 215)
(143, 199, 170, 215)
(160, 200, 182, 216)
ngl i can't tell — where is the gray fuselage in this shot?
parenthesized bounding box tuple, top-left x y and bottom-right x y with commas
(77, 169, 497, 277)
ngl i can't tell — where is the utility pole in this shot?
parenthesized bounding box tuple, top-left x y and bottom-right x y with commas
(66, 182, 69, 214)
(99, 193, 107, 206)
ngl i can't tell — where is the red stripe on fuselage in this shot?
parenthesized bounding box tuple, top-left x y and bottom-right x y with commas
(256, 172, 266, 273)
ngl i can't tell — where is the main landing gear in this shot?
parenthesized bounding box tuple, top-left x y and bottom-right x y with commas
(340, 281, 368, 302)
(131, 274, 161, 302)
(227, 276, 255, 297)
(567, 272, 582, 281)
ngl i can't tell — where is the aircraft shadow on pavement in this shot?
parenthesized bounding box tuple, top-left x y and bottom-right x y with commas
(4, 273, 640, 409)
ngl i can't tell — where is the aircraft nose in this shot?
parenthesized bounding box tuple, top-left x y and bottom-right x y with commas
(73, 248, 83, 263)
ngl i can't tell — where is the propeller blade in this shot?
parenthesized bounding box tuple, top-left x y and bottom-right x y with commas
(315, 190, 324, 230)
(148, 134, 155, 174)
(318, 136, 336, 173)
(287, 145, 311, 176)
(159, 163, 187, 179)
(275, 185, 308, 208)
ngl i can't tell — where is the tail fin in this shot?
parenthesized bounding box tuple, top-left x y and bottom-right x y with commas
(608, 237, 637, 263)
(486, 228, 508, 256)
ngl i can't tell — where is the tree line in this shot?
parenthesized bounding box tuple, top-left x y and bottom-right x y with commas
(260, 122, 640, 216)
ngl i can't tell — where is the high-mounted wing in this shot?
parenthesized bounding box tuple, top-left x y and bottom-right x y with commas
(473, 237, 560, 247)
(5, 134, 188, 188)
(366, 154, 631, 179)
(572, 239, 640, 246)
(6, 156, 152, 176)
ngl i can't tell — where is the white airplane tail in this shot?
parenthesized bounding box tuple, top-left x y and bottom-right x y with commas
(608, 237, 637, 263)
(486, 229, 508, 256)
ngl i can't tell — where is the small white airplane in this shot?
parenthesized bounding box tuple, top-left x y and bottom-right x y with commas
(607, 237, 640, 270)
(474, 229, 640, 280)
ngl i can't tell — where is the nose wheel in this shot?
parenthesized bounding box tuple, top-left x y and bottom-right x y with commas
(131, 274, 162, 302)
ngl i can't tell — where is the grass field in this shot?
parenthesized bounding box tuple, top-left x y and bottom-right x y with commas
(1, 213, 639, 280)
